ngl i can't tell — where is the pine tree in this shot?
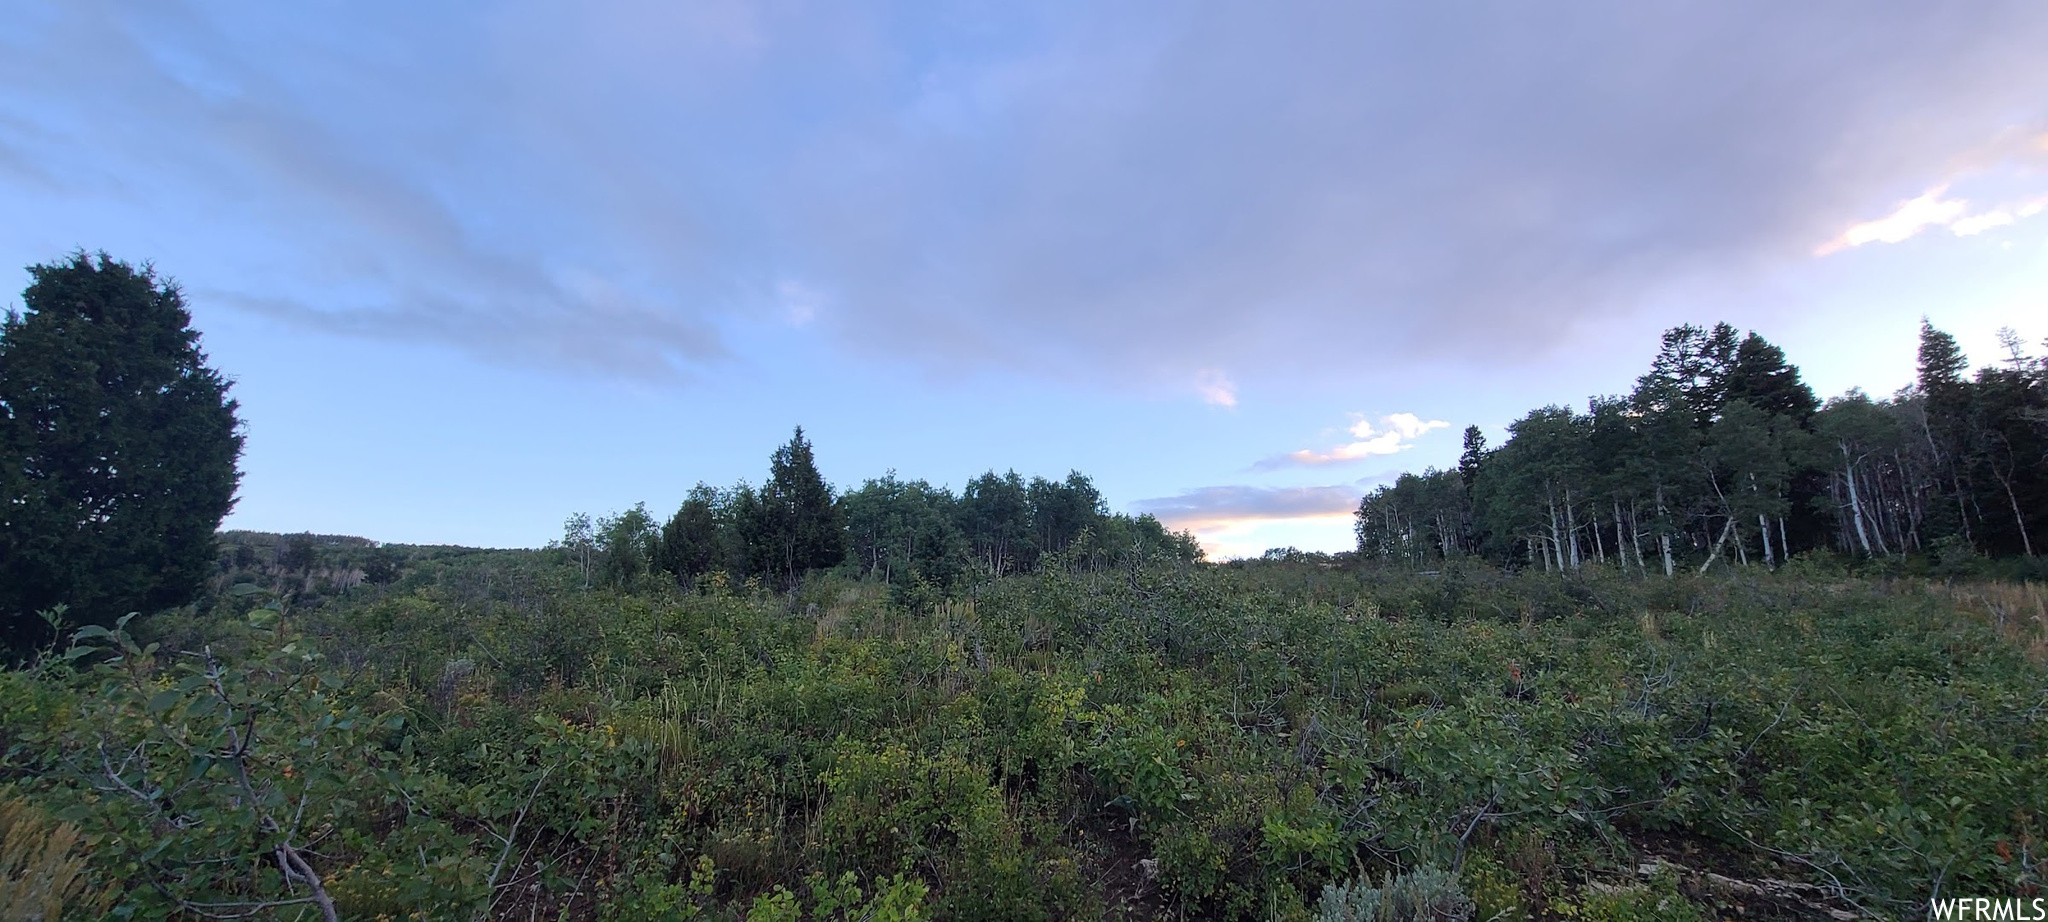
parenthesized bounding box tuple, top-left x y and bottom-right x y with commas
(1917, 319, 1969, 393)
(0, 254, 243, 653)
(1724, 333, 1819, 424)
(656, 484, 723, 585)
(1917, 319, 1975, 545)
(1457, 426, 1487, 489)
(752, 427, 844, 585)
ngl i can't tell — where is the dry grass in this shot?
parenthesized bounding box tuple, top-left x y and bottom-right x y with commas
(1938, 580, 2048, 664)
(0, 794, 105, 921)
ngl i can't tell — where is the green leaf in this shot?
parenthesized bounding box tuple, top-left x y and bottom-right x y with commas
(146, 689, 183, 714)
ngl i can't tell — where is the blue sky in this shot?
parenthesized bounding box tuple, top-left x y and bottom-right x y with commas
(4, 2, 2046, 557)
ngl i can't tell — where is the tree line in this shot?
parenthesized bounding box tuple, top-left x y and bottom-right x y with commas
(1356, 320, 2047, 571)
(560, 427, 1203, 592)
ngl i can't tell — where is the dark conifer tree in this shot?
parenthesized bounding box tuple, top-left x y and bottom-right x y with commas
(752, 427, 844, 585)
(1724, 333, 1819, 424)
(1457, 426, 1487, 489)
(1917, 319, 1970, 393)
(0, 254, 243, 652)
(656, 484, 723, 585)
(1918, 320, 1975, 543)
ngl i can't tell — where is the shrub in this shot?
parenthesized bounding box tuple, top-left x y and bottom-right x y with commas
(1557, 874, 1705, 922)
(1318, 865, 1474, 922)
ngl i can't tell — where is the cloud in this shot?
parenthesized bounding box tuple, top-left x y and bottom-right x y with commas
(1815, 186, 1970, 253)
(1132, 482, 1369, 559)
(1818, 187, 2048, 254)
(776, 279, 825, 327)
(1196, 369, 1237, 407)
(1256, 413, 1448, 470)
(1132, 483, 1362, 533)
(5, 3, 2048, 385)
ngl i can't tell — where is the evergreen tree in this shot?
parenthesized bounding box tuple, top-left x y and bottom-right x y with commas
(727, 483, 768, 579)
(1644, 322, 1740, 429)
(1724, 333, 1819, 424)
(0, 254, 243, 652)
(656, 484, 723, 585)
(1917, 319, 1975, 545)
(1917, 319, 1970, 393)
(1457, 426, 1487, 489)
(751, 427, 844, 585)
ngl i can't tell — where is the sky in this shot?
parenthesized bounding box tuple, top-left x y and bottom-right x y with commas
(3, 1, 2046, 558)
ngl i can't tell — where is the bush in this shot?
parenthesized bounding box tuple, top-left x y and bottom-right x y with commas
(1318, 865, 1474, 922)
(1558, 874, 1706, 922)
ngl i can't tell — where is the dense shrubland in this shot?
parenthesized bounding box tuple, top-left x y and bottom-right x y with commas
(4, 544, 2044, 920)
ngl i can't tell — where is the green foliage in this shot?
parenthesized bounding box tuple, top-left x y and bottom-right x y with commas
(745, 872, 929, 922)
(10, 610, 495, 919)
(0, 253, 243, 655)
(840, 473, 969, 590)
(748, 426, 847, 586)
(4, 548, 2044, 919)
(1459, 854, 1526, 922)
(600, 502, 661, 588)
(1363, 319, 2046, 574)
(658, 484, 727, 586)
(1556, 875, 1705, 922)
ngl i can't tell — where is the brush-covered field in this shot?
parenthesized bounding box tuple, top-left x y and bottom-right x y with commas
(3, 549, 2045, 921)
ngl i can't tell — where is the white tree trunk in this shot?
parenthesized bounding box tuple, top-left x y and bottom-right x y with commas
(1546, 495, 1565, 571)
(1655, 486, 1675, 577)
(1565, 489, 1582, 570)
(1698, 519, 1736, 575)
(1841, 444, 1873, 555)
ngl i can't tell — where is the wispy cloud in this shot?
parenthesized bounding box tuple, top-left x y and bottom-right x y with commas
(1818, 186, 2048, 255)
(1255, 413, 1448, 470)
(777, 279, 825, 328)
(1196, 370, 1237, 407)
(1135, 481, 1357, 530)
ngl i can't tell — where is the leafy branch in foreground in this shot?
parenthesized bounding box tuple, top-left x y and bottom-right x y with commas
(13, 608, 476, 920)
